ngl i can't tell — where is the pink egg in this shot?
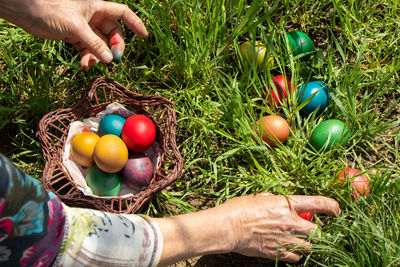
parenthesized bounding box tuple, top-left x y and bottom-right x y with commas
(338, 167, 370, 200)
(122, 153, 154, 190)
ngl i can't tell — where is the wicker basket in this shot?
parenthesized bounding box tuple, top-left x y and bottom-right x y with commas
(38, 77, 183, 214)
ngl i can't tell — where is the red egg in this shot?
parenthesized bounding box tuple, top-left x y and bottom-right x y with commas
(338, 167, 370, 199)
(122, 153, 154, 190)
(269, 75, 293, 106)
(121, 114, 156, 152)
(254, 115, 290, 146)
(298, 212, 313, 221)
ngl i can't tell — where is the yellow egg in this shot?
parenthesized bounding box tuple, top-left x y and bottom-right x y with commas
(70, 132, 100, 167)
(93, 134, 128, 173)
(239, 41, 274, 68)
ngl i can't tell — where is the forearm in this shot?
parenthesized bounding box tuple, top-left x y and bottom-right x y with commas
(154, 205, 236, 266)
(0, 0, 31, 23)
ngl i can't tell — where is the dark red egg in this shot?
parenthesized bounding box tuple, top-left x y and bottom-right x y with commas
(298, 212, 313, 221)
(121, 114, 156, 152)
(122, 153, 154, 190)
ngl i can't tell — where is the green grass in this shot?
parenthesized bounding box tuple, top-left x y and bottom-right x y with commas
(1, 0, 400, 265)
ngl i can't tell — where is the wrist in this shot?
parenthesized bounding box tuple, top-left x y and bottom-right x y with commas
(154, 205, 235, 266)
(0, 0, 22, 21)
(0, 0, 40, 29)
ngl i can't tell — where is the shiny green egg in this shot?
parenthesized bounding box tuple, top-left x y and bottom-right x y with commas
(86, 164, 121, 196)
(310, 119, 350, 151)
(285, 31, 314, 60)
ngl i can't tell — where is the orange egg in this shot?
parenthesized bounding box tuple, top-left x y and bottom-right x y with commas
(93, 134, 128, 173)
(255, 115, 290, 146)
(70, 132, 100, 167)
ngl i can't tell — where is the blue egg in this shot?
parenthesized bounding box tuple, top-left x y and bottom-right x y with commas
(297, 81, 330, 116)
(99, 114, 126, 137)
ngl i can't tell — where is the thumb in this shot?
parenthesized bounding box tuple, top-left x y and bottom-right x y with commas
(76, 22, 113, 63)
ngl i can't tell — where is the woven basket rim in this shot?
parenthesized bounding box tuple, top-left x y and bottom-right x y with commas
(38, 77, 184, 213)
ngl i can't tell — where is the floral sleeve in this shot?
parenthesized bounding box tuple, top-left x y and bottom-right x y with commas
(0, 153, 163, 267)
(0, 154, 65, 266)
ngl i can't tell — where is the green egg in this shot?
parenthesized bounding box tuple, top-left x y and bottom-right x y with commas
(285, 31, 314, 59)
(310, 119, 350, 151)
(86, 164, 121, 196)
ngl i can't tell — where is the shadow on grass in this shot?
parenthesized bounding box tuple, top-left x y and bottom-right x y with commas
(175, 253, 289, 267)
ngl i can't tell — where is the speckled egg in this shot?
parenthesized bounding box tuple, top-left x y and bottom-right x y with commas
(70, 132, 100, 167)
(99, 114, 126, 137)
(86, 164, 121, 196)
(93, 134, 128, 173)
(310, 119, 350, 151)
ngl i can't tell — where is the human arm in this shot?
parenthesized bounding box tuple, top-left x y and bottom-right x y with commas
(0, 153, 340, 266)
(154, 193, 340, 266)
(0, 0, 148, 70)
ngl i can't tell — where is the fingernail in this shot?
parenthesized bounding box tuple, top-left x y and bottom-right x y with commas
(101, 49, 113, 63)
(141, 29, 149, 37)
(138, 24, 149, 37)
(88, 57, 97, 68)
(111, 48, 121, 63)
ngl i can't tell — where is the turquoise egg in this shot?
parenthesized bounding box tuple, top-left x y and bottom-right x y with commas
(86, 164, 121, 196)
(99, 114, 126, 137)
(310, 119, 350, 151)
(297, 81, 329, 116)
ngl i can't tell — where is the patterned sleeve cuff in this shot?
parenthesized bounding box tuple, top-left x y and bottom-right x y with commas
(54, 205, 163, 267)
(138, 214, 164, 267)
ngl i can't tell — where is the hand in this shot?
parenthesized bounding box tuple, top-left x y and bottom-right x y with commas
(0, 0, 148, 70)
(155, 193, 340, 266)
(221, 193, 340, 262)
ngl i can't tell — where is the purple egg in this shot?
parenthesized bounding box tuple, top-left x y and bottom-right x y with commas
(122, 153, 153, 190)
